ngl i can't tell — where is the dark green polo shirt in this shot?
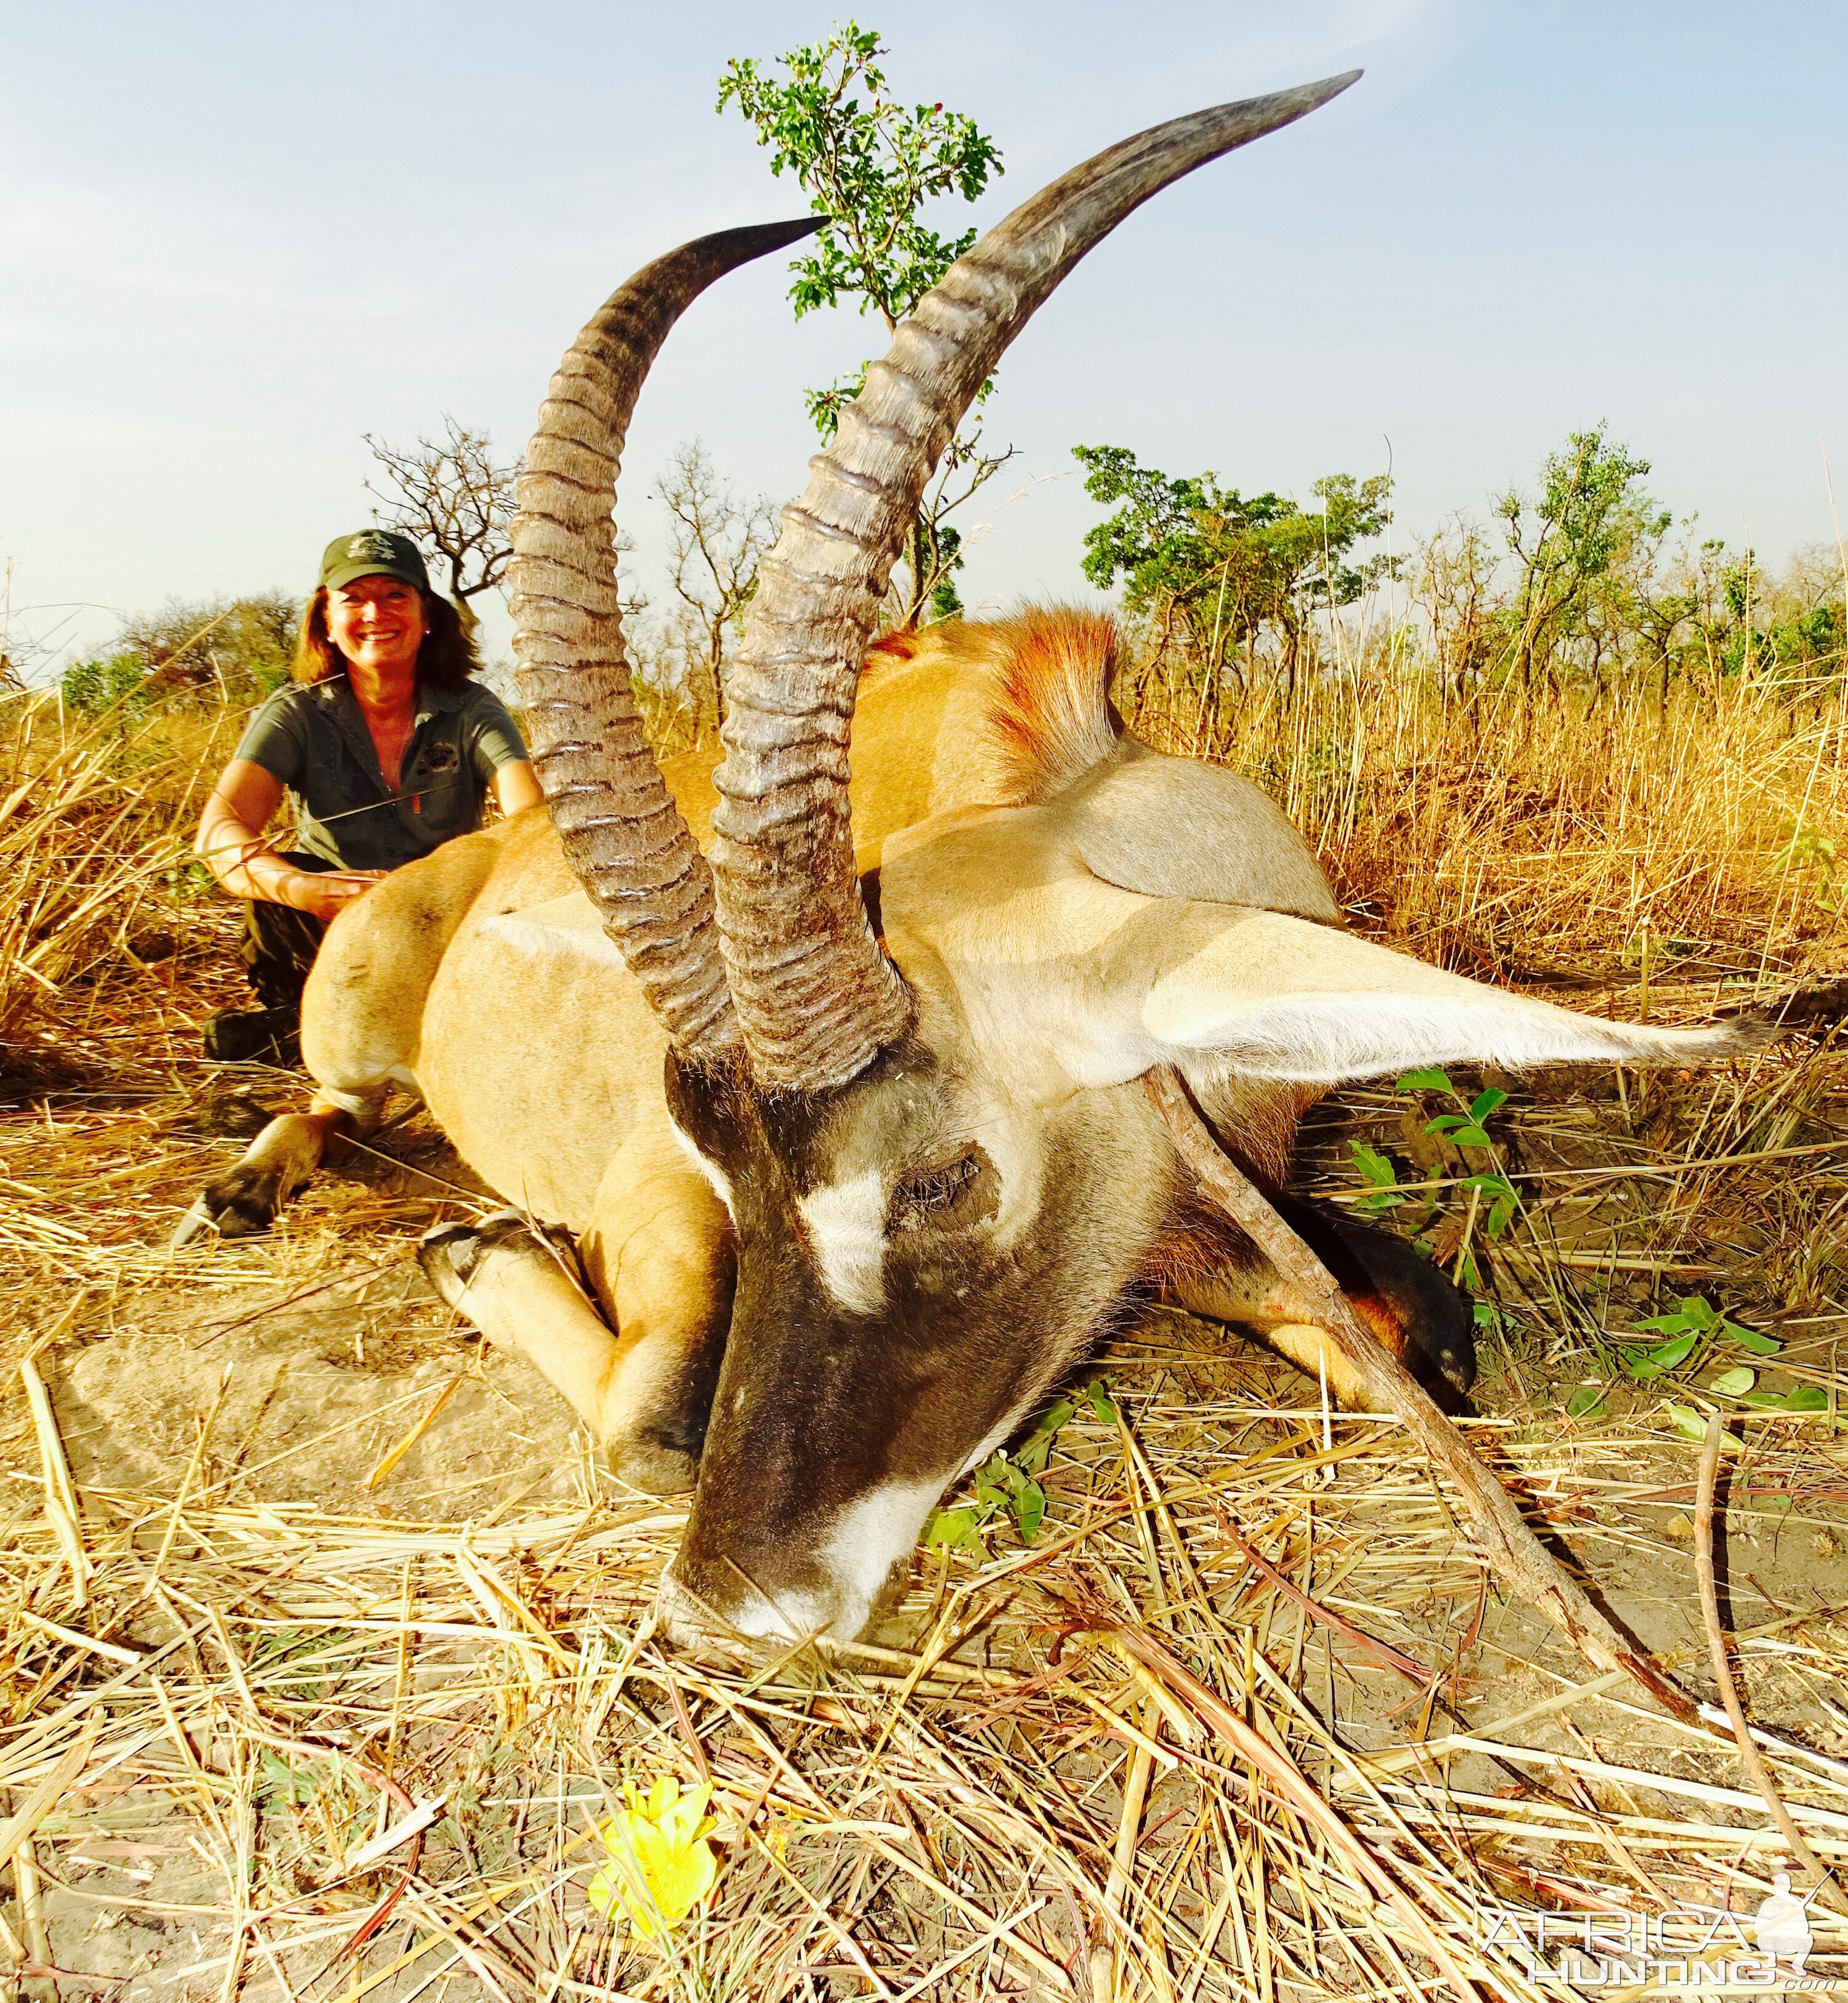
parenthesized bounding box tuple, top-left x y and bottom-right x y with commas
(232, 675, 530, 870)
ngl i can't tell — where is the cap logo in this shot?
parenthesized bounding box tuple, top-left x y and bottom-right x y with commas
(347, 532, 400, 562)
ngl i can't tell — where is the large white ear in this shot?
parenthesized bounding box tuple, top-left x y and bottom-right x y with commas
(1128, 904, 1759, 1083)
(881, 814, 1761, 1088)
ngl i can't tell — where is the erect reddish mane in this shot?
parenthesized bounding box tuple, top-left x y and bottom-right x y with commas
(981, 607, 1124, 805)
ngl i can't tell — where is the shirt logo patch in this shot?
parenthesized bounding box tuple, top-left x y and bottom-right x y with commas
(417, 745, 460, 775)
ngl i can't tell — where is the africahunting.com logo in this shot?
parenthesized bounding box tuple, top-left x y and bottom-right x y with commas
(1478, 1875, 1835, 1991)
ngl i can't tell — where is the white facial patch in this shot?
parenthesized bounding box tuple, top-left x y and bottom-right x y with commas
(797, 1168, 888, 1316)
(816, 1473, 949, 1636)
(667, 1475, 949, 1643)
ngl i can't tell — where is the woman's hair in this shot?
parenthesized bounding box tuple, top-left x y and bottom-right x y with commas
(292, 589, 480, 690)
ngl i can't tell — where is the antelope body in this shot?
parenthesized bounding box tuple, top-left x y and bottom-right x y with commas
(185, 78, 1756, 1645)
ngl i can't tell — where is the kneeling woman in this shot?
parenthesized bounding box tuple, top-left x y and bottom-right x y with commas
(195, 530, 543, 1061)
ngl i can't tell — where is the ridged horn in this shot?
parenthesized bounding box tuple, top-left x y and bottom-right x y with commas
(509, 217, 824, 1059)
(710, 73, 1361, 1091)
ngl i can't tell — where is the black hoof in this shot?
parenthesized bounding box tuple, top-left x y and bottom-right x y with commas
(417, 1208, 529, 1305)
(1278, 1197, 1477, 1404)
(172, 1163, 288, 1246)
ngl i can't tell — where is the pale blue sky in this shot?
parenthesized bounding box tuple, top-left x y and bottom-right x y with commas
(4, 1, 1844, 670)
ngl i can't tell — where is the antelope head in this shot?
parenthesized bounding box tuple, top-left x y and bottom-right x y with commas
(510, 77, 1758, 1645)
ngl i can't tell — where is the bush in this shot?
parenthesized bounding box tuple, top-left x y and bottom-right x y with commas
(62, 652, 155, 717)
(62, 593, 299, 718)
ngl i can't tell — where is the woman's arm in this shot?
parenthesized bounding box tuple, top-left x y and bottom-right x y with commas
(196, 761, 383, 923)
(493, 759, 545, 815)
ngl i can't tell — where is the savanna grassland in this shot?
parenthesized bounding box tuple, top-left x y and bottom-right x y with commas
(3, 450, 1848, 2001)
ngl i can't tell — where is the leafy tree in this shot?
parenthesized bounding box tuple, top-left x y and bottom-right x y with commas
(718, 22, 1007, 628)
(364, 416, 522, 636)
(1496, 423, 1671, 693)
(1072, 445, 1393, 692)
(63, 593, 298, 714)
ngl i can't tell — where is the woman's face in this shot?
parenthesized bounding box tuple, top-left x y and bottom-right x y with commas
(325, 574, 426, 678)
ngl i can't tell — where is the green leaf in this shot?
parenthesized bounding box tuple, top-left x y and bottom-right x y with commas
(1348, 1141, 1403, 1210)
(1565, 1386, 1606, 1418)
(1424, 1113, 1467, 1134)
(922, 1507, 986, 1552)
(1727, 1322, 1780, 1356)
(1621, 1331, 1700, 1380)
(1032, 1397, 1074, 1436)
(1676, 1295, 1718, 1329)
(1087, 1381, 1117, 1425)
(1744, 1385, 1828, 1414)
(1709, 1367, 1756, 1396)
(1397, 1067, 1454, 1094)
(1010, 1480, 1046, 1544)
(1449, 1125, 1493, 1148)
(1486, 1190, 1518, 1239)
(1666, 1403, 1710, 1441)
(1469, 1088, 1509, 1121)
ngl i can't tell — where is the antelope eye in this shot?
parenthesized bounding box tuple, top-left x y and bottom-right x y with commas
(888, 1146, 997, 1234)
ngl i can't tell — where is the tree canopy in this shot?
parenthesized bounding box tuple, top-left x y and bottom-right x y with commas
(717, 22, 1007, 627)
(1072, 445, 1393, 681)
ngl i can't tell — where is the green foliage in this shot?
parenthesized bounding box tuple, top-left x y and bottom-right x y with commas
(1631, 1293, 1773, 1353)
(1607, 1295, 1781, 1398)
(1769, 823, 1846, 915)
(921, 1382, 1107, 1553)
(927, 524, 965, 621)
(1347, 1141, 1403, 1212)
(62, 593, 297, 718)
(61, 652, 152, 717)
(1497, 423, 1672, 692)
(1072, 445, 1392, 683)
(717, 23, 1006, 629)
(1391, 1067, 1520, 1265)
(718, 23, 1001, 342)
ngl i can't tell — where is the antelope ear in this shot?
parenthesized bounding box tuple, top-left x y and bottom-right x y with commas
(1119, 904, 1760, 1083)
(881, 814, 1759, 1088)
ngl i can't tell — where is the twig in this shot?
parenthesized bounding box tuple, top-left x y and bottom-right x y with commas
(1090, 1697, 1158, 2003)
(1214, 1506, 1433, 1688)
(19, 1355, 87, 1612)
(1694, 1412, 1848, 1914)
(1148, 1066, 1696, 1721)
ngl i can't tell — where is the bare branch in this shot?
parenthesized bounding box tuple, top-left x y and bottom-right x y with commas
(363, 416, 523, 632)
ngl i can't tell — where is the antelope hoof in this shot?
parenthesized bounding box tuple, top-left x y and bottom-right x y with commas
(418, 1208, 531, 1311)
(171, 1163, 290, 1247)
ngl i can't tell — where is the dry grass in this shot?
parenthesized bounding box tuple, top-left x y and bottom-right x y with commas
(0, 689, 245, 1067)
(3, 670, 1848, 1999)
(1129, 649, 1848, 990)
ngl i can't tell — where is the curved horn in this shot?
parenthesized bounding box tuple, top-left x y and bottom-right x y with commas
(711, 74, 1361, 1091)
(509, 217, 824, 1059)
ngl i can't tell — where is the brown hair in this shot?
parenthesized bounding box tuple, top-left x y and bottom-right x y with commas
(293, 589, 480, 690)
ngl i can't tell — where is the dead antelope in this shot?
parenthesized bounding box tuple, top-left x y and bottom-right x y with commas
(182, 75, 1757, 1645)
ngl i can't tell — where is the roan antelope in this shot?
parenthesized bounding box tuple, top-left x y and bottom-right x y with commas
(181, 76, 1759, 1645)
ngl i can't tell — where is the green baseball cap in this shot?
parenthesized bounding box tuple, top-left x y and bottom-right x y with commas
(318, 528, 431, 594)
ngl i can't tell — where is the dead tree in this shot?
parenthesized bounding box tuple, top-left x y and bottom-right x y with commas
(363, 417, 522, 634)
(647, 440, 778, 740)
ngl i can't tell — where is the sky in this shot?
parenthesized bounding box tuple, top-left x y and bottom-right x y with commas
(4, 0, 1845, 674)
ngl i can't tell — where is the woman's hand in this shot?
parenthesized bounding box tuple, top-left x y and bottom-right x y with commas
(197, 763, 389, 918)
(285, 870, 387, 922)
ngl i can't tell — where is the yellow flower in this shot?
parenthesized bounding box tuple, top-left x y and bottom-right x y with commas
(586, 1776, 720, 1939)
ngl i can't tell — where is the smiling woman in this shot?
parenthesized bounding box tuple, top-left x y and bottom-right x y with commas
(193, 528, 543, 1063)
